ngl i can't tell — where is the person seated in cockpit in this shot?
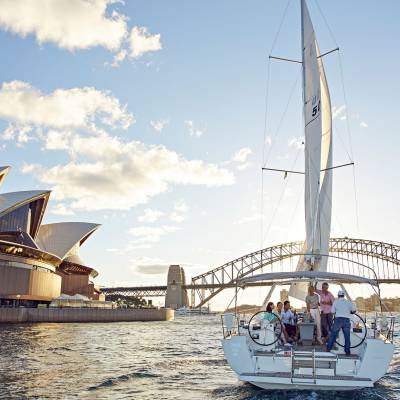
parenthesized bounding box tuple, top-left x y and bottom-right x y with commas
(281, 300, 297, 340)
(264, 302, 292, 344)
(264, 302, 279, 322)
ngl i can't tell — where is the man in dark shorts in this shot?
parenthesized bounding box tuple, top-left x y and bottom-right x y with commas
(280, 300, 296, 339)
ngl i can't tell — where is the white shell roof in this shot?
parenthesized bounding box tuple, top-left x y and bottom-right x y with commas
(0, 190, 51, 218)
(0, 166, 10, 187)
(36, 222, 100, 260)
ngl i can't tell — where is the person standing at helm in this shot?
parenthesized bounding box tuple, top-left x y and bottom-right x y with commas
(305, 285, 323, 345)
(316, 282, 335, 340)
(327, 290, 356, 355)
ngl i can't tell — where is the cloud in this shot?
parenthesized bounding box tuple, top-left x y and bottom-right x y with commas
(1, 124, 15, 140)
(0, 0, 128, 51)
(44, 130, 72, 150)
(51, 203, 75, 216)
(132, 256, 170, 275)
(21, 131, 234, 210)
(132, 257, 197, 275)
(236, 162, 251, 171)
(129, 225, 178, 244)
(129, 26, 162, 58)
(332, 105, 346, 120)
(360, 121, 368, 128)
(0, 81, 233, 212)
(265, 136, 272, 146)
(138, 208, 164, 223)
(0, 81, 134, 131)
(150, 119, 169, 133)
(169, 199, 189, 223)
(288, 136, 304, 149)
(169, 213, 185, 223)
(184, 120, 204, 137)
(235, 213, 263, 225)
(232, 147, 252, 163)
(110, 49, 127, 67)
(174, 200, 189, 214)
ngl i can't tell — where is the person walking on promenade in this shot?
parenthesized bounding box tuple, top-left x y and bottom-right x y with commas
(326, 290, 356, 355)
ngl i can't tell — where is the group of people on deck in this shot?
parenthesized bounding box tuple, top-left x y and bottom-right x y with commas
(264, 282, 357, 355)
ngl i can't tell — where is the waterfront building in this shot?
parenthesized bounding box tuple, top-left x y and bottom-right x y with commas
(37, 222, 103, 300)
(280, 288, 289, 303)
(0, 166, 102, 307)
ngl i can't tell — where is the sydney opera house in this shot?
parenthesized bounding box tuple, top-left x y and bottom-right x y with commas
(0, 166, 102, 307)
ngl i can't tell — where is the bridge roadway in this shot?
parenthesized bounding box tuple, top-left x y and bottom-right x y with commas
(101, 281, 279, 297)
(101, 280, 399, 298)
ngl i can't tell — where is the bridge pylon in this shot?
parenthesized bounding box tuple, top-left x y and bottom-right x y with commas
(165, 265, 189, 309)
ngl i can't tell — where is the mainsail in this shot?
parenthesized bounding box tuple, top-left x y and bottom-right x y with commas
(289, 0, 332, 300)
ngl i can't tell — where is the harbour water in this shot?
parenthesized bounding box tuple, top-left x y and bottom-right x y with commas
(1, 315, 399, 399)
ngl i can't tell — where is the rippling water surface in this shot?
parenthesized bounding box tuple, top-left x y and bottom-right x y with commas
(0, 315, 399, 399)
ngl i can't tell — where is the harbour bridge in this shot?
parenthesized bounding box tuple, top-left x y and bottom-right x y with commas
(102, 237, 400, 308)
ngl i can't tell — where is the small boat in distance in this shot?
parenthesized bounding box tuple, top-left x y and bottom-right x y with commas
(176, 305, 216, 316)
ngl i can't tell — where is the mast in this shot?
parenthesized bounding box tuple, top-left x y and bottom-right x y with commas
(290, 0, 333, 300)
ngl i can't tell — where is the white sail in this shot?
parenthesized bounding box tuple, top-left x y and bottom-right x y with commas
(289, 0, 332, 300)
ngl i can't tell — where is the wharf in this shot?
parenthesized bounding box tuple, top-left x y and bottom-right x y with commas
(0, 307, 174, 323)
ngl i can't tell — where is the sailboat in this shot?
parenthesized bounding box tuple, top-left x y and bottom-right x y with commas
(220, 0, 395, 390)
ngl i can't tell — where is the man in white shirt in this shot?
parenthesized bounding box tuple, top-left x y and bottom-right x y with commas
(281, 300, 296, 339)
(326, 290, 356, 355)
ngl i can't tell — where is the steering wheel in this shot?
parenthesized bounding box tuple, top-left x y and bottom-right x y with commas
(335, 313, 367, 349)
(247, 311, 283, 347)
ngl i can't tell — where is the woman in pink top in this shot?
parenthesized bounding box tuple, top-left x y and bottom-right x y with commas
(317, 282, 335, 340)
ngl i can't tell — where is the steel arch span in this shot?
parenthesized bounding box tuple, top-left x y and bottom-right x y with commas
(191, 237, 400, 307)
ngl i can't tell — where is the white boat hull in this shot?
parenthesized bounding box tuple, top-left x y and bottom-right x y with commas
(222, 335, 394, 391)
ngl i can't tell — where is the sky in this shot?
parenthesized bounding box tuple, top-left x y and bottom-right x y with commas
(0, 0, 399, 309)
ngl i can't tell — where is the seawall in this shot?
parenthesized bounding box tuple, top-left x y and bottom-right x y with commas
(0, 307, 174, 323)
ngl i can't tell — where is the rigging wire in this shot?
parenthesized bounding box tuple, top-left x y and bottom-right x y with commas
(263, 147, 302, 246)
(260, 0, 293, 251)
(263, 68, 302, 169)
(314, 0, 360, 235)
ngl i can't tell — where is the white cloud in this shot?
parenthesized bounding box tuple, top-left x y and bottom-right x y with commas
(51, 203, 74, 216)
(288, 136, 304, 149)
(1, 81, 233, 212)
(129, 26, 162, 58)
(21, 131, 234, 211)
(184, 120, 204, 137)
(169, 212, 185, 223)
(360, 121, 368, 128)
(236, 162, 251, 171)
(1, 124, 15, 140)
(44, 130, 72, 150)
(0, 0, 128, 51)
(132, 256, 170, 275)
(111, 49, 127, 67)
(174, 200, 189, 214)
(232, 147, 252, 163)
(150, 119, 169, 133)
(129, 225, 178, 244)
(0, 81, 134, 131)
(332, 105, 346, 120)
(17, 129, 32, 145)
(235, 213, 263, 225)
(138, 208, 164, 223)
(169, 200, 189, 222)
(265, 136, 272, 146)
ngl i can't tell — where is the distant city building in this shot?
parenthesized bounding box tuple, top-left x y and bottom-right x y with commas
(0, 166, 102, 307)
(280, 289, 289, 303)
